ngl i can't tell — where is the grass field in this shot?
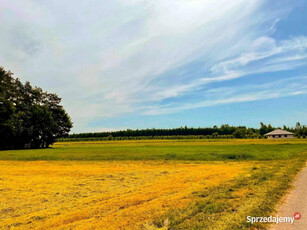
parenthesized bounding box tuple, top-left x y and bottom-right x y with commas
(0, 139, 307, 229)
(1, 139, 307, 161)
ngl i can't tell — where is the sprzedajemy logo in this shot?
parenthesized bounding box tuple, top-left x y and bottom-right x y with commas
(247, 212, 301, 225)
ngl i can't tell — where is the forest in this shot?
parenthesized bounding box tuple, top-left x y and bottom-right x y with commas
(65, 122, 307, 141)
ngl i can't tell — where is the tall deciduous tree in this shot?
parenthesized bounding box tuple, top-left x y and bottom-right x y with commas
(0, 67, 72, 149)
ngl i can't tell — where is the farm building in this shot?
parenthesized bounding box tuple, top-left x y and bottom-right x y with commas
(264, 129, 294, 139)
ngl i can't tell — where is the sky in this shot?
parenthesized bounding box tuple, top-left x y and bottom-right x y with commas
(0, 0, 307, 133)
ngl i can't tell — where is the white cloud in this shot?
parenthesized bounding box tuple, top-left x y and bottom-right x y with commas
(142, 76, 307, 115)
(0, 0, 306, 132)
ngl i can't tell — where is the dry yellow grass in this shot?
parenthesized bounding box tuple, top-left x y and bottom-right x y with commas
(0, 161, 248, 229)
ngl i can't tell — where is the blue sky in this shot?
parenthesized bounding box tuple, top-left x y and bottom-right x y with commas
(0, 0, 306, 133)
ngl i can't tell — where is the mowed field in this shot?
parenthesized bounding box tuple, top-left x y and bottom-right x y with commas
(0, 139, 307, 229)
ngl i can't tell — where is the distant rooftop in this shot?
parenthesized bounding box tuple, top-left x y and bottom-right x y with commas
(264, 129, 294, 136)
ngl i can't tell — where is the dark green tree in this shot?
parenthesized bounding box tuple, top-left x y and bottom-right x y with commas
(259, 122, 267, 136)
(0, 67, 72, 149)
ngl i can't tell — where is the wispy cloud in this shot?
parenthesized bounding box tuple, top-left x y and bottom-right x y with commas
(0, 0, 306, 131)
(142, 76, 307, 115)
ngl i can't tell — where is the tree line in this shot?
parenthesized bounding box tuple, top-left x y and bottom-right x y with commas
(65, 122, 307, 141)
(0, 67, 72, 149)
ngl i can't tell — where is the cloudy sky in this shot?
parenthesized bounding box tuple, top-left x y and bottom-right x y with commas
(1, 0, 307, 133)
